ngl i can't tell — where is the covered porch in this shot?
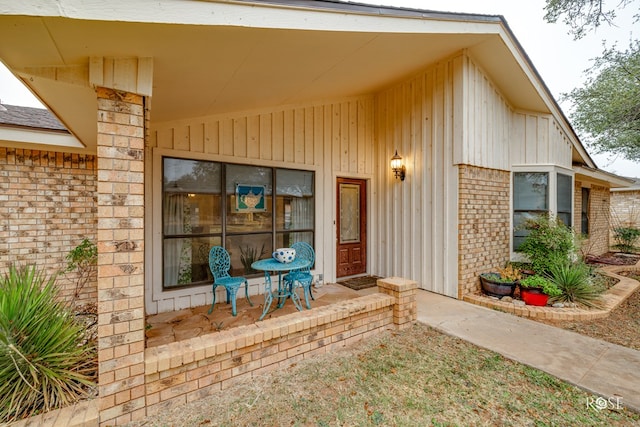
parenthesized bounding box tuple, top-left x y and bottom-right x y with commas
(145, 282, 376, 347)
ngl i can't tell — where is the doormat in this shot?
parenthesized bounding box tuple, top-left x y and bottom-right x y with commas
(337, 275, 382, 291)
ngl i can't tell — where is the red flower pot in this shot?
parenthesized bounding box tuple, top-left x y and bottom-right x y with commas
(520, 287, 549, 306)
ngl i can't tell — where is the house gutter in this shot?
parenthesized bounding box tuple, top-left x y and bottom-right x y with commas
(573, 165, 635, 188)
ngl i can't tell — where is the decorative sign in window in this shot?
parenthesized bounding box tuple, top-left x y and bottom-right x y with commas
(235, 184, 266, 212)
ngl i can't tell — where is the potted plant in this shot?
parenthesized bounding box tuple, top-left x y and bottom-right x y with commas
(479, 264, 522, 297)
(519, 274, 562, 306)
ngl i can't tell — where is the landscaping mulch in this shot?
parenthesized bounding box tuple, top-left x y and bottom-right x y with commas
(586, 252, 640, 266)
(538, 270, 640, 351)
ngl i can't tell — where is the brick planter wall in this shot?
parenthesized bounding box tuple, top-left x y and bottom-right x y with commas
(0, 148, 97, 305)
(458, 165, 511, 297)
(143, 281, 416, 419)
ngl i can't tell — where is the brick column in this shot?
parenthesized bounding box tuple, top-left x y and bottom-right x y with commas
(96, 87, 146, 425)
(376, 277, 417, 329)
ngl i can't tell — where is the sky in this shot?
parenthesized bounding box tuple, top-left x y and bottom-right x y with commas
(0, 0, 638, 177)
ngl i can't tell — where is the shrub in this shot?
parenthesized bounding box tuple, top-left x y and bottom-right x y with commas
(65, 238, 97, 301)
(517, 215, 577, 275)
(547, 261, 605, 308)
(519, 274, 562, 297)
(0, 265, 95, 423)
(612, 227, 640, 253)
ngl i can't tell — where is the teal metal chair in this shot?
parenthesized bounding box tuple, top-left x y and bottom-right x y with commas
(208, 246, 253, 316)
(284, 241, 315, 309)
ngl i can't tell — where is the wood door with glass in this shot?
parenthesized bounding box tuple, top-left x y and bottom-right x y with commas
(336, 178, 367, 277)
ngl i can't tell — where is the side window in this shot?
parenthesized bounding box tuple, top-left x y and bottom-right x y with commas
(513, 170, 573, 251)
(557, 173, 572, 227)
(513, 172, 548, 250)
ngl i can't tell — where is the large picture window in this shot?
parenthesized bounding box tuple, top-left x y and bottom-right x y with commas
(513, 169, 573, 251)
(162, 157, 314, 289)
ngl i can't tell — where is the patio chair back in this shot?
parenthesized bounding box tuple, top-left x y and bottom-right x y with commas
(207, 246, 252, 316)
(209, 246, 232, 281)
(291, 241, 314, 272)
(286, 241, 315, 309)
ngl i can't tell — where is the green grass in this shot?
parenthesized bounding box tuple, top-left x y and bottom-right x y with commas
(125, 324, 639, 427)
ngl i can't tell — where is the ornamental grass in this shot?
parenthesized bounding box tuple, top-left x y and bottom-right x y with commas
(0, 264, 95, 423)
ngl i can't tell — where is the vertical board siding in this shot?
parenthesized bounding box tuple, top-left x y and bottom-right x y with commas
(463, 57, 573, 170)
(152, 100, 373, 170)
(462, 57, 511, 169)
(510, 113, 572, 166)
(374, 58, 459, 298)
(148, 98, 374, 313)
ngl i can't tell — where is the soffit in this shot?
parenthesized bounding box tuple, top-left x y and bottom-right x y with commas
(0, 7, 551, 149)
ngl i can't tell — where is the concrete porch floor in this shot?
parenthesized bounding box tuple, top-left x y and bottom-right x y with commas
(145, 283, 377, 348)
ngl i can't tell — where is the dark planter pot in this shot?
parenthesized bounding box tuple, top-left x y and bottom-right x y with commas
(479, 273, 518, 297)
(520, 287, 549, 306)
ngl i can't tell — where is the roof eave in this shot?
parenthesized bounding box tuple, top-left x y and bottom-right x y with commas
(573, 165, 635, 188)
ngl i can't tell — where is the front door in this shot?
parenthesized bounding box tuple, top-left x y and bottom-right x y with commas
(336, 178, 367, 278)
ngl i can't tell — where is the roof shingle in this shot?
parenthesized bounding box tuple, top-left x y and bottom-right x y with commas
(0, 103, 68, 132)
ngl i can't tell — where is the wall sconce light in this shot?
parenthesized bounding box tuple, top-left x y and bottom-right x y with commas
(390, 150, 406, 181)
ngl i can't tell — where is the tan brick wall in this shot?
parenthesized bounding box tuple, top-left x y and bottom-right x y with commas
(0, 148, 97, 305)
(458, 165, 511, 297)
(611, 190, 640, 229)
(96, 87, 147, 426)
(575, 181, 611, 256)
(377, 277, 417, 329)
(144, 293, 396, 417)
(590, 185, 611, 256)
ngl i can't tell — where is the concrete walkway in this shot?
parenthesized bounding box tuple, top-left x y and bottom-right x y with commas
(416, 290, 640, 413)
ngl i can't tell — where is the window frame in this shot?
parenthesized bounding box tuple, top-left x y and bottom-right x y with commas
(581, 187, 590, 236)
(511, 165, 574, 258)
(157, 153, 316, 292)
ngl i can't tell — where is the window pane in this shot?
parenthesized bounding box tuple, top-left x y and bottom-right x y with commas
(276, 169, 314, 196)
(163, 236, 221, 288)
(277, 231, 313, 249)
(513, 211, 541, 250)
(164, 193, 221, 235)
(557, 173, 572, 214)
(276, 196, 313, 231)
(276, 169, 314, 232)
(226, 165, 272, 233)
(557, 212, 572, 228)
(225, 234, 272, 276)
(514, 172, 548, 210)
(164, 158, 221, 194)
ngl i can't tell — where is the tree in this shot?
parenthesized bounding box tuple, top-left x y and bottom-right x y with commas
(544, 0, 640, 163)
(544, 0, 638, 39)
(564, 41, 640, 163)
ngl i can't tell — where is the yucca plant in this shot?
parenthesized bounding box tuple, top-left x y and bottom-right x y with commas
(0, 264, 95, 423)
(547, 261, 605, 308)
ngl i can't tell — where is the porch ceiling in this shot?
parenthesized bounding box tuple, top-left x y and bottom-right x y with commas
(0, 5, 548, 150)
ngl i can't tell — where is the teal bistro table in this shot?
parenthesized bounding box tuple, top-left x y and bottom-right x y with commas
(252, 257, 311, 321)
